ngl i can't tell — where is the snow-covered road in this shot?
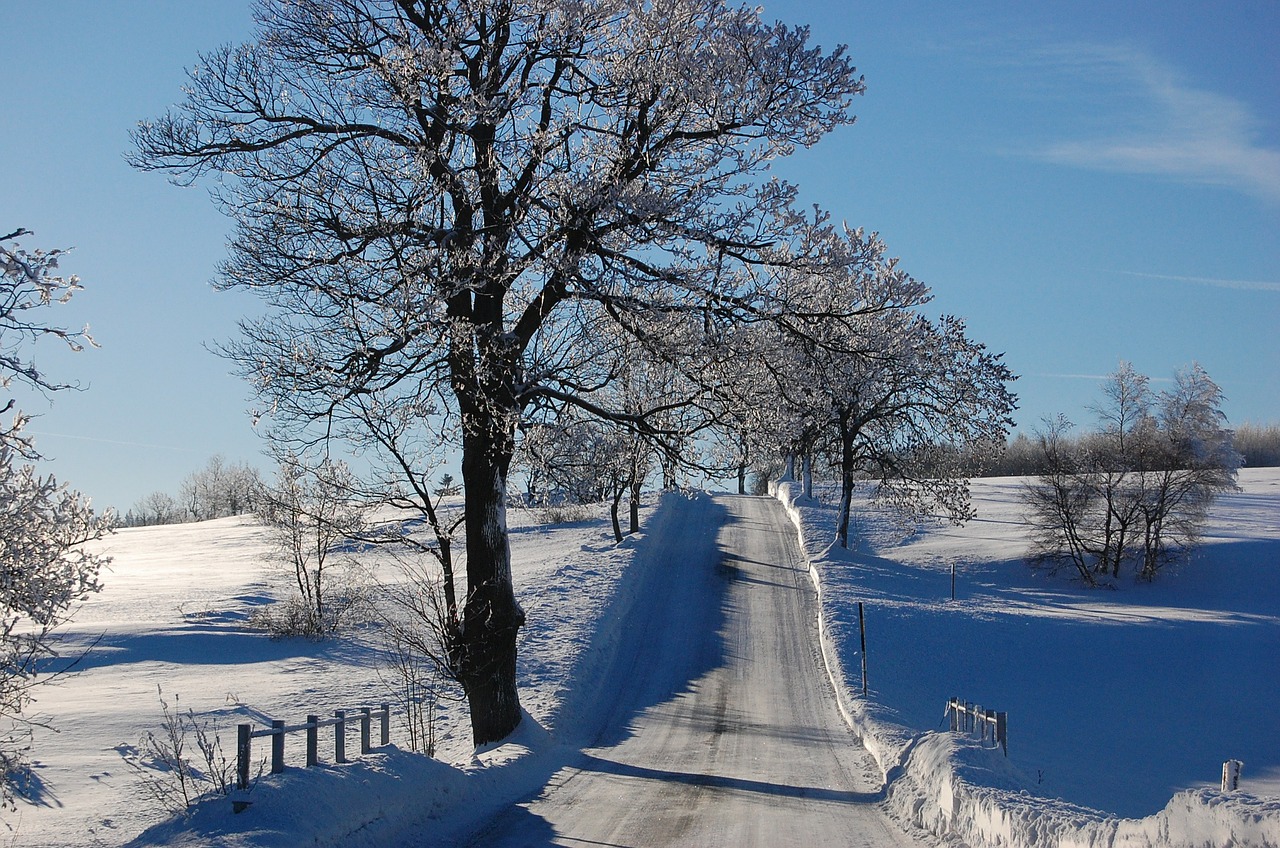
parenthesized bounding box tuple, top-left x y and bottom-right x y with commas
(463, 494, 919, 847)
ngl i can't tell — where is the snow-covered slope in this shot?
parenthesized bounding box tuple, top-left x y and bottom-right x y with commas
(9, 469, 1278, 847)
(774, 467, 1280, 848)
(8, 501, 656, 847)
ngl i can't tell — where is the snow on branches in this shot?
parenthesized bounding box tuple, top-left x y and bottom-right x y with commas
(0, 229, 109, 797)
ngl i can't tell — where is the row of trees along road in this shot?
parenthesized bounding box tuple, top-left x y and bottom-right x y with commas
(131, 0, 1014, 745)
(0, 229, 110, 795)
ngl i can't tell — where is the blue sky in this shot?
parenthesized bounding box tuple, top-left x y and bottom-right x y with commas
(2, 1, 1277, 511)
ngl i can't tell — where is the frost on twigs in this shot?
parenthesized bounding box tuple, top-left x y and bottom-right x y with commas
(0, 229, 109, 805)
(130, 0, 867, 743)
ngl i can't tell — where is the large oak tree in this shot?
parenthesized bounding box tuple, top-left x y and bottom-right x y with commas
(133, 0, 866, 744)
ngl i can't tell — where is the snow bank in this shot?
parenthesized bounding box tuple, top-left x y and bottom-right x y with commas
(771, 476, 1280, 848)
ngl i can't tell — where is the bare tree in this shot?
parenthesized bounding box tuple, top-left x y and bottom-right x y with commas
(1024, 363, 1239, 585)
(133, 0, 867, 744)
(131, 490, 183, 526)
(256, 450, 367, 636)
(0, 229, 110, 798)
(179, 455, 263, 521)
(728, 228, 1016, 547)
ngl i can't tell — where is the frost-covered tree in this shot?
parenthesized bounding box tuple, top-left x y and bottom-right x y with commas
(736, 228, 1016, 547)
(822, 312, 1016, 549)
(133, 0, 866, 743)
(1024, 363, 1239, 585)
(179, 454, 263, 521)
(256, 450, 367, 636)
(131, 490, 183, 526)
(0, 229, 110, 795)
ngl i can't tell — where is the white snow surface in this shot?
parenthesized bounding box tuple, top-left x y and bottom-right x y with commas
(8, 470, 1279, 847)
(772, 467, 1280, 848)
(8, 501, 659, 847)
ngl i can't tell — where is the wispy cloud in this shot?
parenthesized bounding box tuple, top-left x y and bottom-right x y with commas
(1030, 372, 1112, 382)
(28, 430, 199, 452)
(1022, 43, 1280, 204)
(1112, 270, 1280, 293)
(1031, 372, 1174, 384)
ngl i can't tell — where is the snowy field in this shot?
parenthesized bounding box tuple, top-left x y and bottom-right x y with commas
(8, 501, 657, 847)
(7, 470, 1279, 847)
(776, 466, 1280, 847)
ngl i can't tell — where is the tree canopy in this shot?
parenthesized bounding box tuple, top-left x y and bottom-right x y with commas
(133, 0, 870, 744)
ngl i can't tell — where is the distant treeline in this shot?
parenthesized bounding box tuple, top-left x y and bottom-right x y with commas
(974, 421, 1280, 478)
(118, 455, 263, 527)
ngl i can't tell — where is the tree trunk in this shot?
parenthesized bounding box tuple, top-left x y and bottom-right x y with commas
(802, 452, 814, 500)
(457, 426, 524, 746)
(629, 475, 642, 535)
(610, 484, 625, 543)
(737, 464, 746, 495)
(836, 422, 855, 549)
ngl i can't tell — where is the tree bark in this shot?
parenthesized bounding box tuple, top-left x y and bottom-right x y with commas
(836, 419, 856, 549)
(610, 484, 625, 543)
(629, 475, 642, 535)
(456, 425, 524, 746)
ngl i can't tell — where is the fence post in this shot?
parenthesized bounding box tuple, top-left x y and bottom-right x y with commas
(360, 707, 372, 754)
(237, 723, 251, 790)
(380, 703, 390, 746)
(1222, 759, 1243, 791)
(271, 719, 285, 774)
(996, 711, 1008, 756)
(335, 710, 347, 764)
(858, 602, 868, 696)
(307, 715, 319, 766)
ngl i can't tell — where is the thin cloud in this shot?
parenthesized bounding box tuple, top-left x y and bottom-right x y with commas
(1031, 372, 1174, 384)
(1031, 372, 1109, 381)
(1112, 271, 1280, 293)
(1026, 43, 1280, 204)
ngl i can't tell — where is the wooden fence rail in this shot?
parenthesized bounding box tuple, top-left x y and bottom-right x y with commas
(235, 703, 391, 811)
(946, 698, 1007, 756)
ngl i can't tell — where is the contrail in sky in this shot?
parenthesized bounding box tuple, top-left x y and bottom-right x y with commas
(1114, 271, 1280, 292)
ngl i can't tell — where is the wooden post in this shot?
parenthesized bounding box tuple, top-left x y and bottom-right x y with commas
(306, 715, 319, 766)
(271, 719, 285, 774)
(951, 562, 956, 601)
(237, 723, 251, 790)
(858, 602, 868, 696)
(360, 707, 372, 754)
(1222, 759, 1243, 791)
(335, 710, 347, 764)
(996, 711, 1008, 756)
(380, 703, 390, 747)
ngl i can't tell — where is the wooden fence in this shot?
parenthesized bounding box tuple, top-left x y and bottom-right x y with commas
(946, 698, 1007, 756)
(235, 704, 391, 811)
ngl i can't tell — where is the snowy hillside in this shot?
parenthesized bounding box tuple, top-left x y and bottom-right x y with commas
(8, 503, 655, 847)
(6, 470, 1278, 847)
(775, 466, 1280, 847)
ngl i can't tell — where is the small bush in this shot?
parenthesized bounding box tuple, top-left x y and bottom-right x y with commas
(535, 503, 594, 524)
(249, 571, 372, 639)
(122, 686, 252, 816)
